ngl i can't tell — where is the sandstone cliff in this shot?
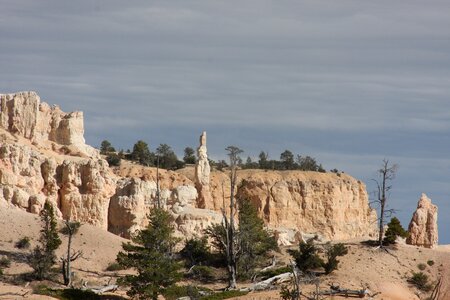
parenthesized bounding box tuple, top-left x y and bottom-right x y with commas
(203, 170, 378, 241)
(0, 91, 379, 244)
(0, 91, 97, 157)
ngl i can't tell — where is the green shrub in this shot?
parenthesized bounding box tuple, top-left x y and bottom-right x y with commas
(163, 285, 204, 300)
(200, 290, 248, 300)
(106, 262, 125, 271)
(427, 260, 434, 266)
(34, 285, 128, 300)
(408, 272, 433, 292)
(383, 217, 408, 245)
(0, 257, 11, 268)
(322, 243, 348, 274)
(180, 236, 210, 267)
(257, 266, 291, 280)
(417, 263, 426, 271)
(187, 265, 215, 282)
(15, 237, 31, 249)
(280, 284, 299, 300)
(106, 153, 121, 166)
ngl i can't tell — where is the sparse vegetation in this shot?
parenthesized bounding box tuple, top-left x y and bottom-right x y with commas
(106, 262, 125, 272)
(322, 243, 348, 274)
(408, 272, 433, 292)
(201, 290, 248, 300)
(186, 265, 215, 282)
(29, 201, 62, 280)
(257, 266, 291, 280)
(0, 257, 11, 268)
(427, 260, 435, 266)
(288, 239, 323, 273)
(15, 236, 31, 249)
(417, 263, 427, 271)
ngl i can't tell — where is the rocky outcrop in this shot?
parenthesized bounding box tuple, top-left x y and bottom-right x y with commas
(406, 193, 438, 248)
(108, 177, 221, 239)
(204, 170, 378, 241)
(0, 140, 115, 229)
(0, 91, 380, 245)
(195, 131, 212, 208)
(0, 91, 97, 157)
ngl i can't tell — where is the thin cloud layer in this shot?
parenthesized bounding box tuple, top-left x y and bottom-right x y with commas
(1, 1, 449, 242)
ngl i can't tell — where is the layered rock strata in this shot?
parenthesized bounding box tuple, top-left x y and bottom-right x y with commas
(406, 193, 438, 248)
(0, 91, 97, 157)
(0, 91, 380, 244)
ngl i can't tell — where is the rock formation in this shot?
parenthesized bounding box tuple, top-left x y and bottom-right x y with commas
(108, 177, 221, 239)
(406, 193, 438, 248)
(195, 131, 212, 208)
(205, 170, 378, 241)
(0, 91, 380, 245)
(0, 91, 97, 157)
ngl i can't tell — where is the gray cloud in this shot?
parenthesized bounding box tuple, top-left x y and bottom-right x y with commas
(1, 0, 450, 243)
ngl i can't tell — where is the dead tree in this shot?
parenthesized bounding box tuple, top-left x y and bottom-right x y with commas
(60, 220, 82, 286)
(372, 159, 398, 248)
(222, 145, 243, 290)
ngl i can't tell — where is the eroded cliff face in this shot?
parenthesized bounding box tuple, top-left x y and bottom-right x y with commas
(0, 91, 378, 244)
(0, 91, 97, 157)
(0, 139, 116, 229)
(203, 170, 378, 241)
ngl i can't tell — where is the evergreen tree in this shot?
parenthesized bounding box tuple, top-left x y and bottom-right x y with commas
(322, 243, 348, 274)
(100, 140, 115, 154)
(131, 140, 153, 166)
(183, 147, 196, 164)
(280, 150, 295, 170)
(258, 151, 269, 169)
(156, 144, 179, 170)
(117, 208, 181, 300)
(238, 198, 278, 278)
(288, 239, 323, 273)
(383, 217, 408, 245)
(29, 201, 62, 279)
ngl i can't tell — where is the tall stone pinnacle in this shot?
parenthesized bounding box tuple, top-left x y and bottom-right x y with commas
(195, 131, 211, 208)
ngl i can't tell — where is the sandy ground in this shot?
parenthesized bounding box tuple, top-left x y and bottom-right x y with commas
(0, 207, 449, 299)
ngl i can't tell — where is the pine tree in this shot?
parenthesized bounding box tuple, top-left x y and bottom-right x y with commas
(383, 217, 408, 245)
(117, 208, 181, 300)
(288, 239, 323, 274)
(29, 201, 62, 279)
(238, 198, 278, 278)
(322, 243, 348, 274)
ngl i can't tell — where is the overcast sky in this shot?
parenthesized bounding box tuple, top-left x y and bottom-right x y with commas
(1, 0, 449, 243)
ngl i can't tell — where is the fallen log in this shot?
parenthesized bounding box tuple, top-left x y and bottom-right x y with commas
(81, 283, 118, 294)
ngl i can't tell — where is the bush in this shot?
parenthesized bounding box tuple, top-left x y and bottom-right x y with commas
(201, 290, 248, 300)
(34, 285, 128, 300)
(417, 263, 427, 271)
(163, 285, 205, 300)
(106, 153, 121, 166)
(257, 266, 291, 280)
(408, 272, 433, 292)
(180, 237, 210, 267)
(322, 243, 348, 274)
(15, 237, 31, 249)
(0, 257, 11, 268)
(0, 268, 3, 277)
(427, 260, 434, 266)
(106, 262, 125, 271)
(186, 265, 215, 282)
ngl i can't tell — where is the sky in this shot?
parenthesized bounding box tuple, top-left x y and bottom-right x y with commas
(1, 1, 449, 243)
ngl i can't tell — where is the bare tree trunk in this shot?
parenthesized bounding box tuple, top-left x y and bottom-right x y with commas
(374, 160, 398, 248)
